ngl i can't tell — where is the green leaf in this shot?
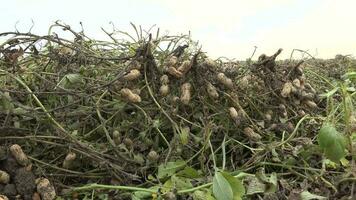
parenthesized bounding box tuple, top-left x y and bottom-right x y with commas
(213, 171, 233, 200)
(300, 191, 327, 200)
(319, 87, 338, 98)
(0, 92, 14, 111)
(157, 160, 186, 179)
(318, 124, 347, 162)
(162, 175, 193, 194)
(162, 179, 173, 193)
(221, 172, 245, 200)
(342, 71, 356, 80)
(57, 73, 84, 89)
(65, 73, 83, 84)
(132, 186, 159, 200)
(176, 167, 201, 178)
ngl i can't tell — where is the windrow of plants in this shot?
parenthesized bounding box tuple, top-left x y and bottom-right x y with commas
(0, 22, 355, 200)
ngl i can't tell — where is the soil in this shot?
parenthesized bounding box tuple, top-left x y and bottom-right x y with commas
(0, 153, 36, 200)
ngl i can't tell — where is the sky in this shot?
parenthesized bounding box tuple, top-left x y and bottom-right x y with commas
(1, 0, 355, 60)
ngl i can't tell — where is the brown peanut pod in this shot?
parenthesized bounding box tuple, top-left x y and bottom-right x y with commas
(123, 69, 141, 81)
(167, 66, 183, 78)
(177, 60, 192, 74)
(264, 113, 272, 122)
(304, 100, 318, 109)
(217, 73, 234, 89)
(229, 107, 239, 120)
(160, 75, 169, 85)
(0, 170, 10, 184)
(281, 82, 294, 98)
(120, 88, 142, 103)
(292, 78, 301, 88)
(243, 127, 262, 141)
(62, 152, 77, 169)
(180, 83, 192, 105)
(9, 144, 29, 166)
(36, 178, 56, 200)
(160, 85, 170, 96)
(203, 58, 217, 69)
(239, 75, 251, 89)
(0, 195, 9, 200)
(206, 82, 219, 99)
(113, 130, 121, 145)
(165, 56, 178, 68)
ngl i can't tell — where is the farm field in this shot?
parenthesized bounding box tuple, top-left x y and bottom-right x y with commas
(0, 23, 356, 200)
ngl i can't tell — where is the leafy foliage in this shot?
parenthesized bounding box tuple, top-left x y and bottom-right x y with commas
(213, 171, 244, 200)
(318, 123, 347, 162)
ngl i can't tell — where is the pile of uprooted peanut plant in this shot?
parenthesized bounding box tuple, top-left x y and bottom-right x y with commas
(0, 22, 355, 200)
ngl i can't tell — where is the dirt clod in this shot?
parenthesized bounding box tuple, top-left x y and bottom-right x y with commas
(14, 167, 36, 199)
(3, 184, 17, 198)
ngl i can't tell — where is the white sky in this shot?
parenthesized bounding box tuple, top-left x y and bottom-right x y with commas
(1, 0, 355, 59)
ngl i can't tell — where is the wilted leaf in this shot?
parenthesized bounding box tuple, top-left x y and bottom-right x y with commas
(318, 124, 347, 162)
(157, 160, 186, 179)
(255, 168, 277, 193)
(300, 191, 326, 200)
(213, 171, 233, 200)
(245, 176, 266, 195)
(193, 189, 216, 200)
(171, 175, 193, 190)
(265, 173, 277, 193)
